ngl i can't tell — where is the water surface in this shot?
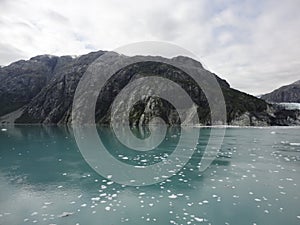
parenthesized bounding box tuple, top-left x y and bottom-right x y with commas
(0, 126, 299, 225)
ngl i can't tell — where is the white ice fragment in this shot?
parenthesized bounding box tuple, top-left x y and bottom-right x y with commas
(31, 212, 38, 216)
(194, 217, 204, 222)
(91, 197, 100, 201)
(44, 202, 52, 205)
(58, 212, 73, 217)
(168, 194, 177, 199)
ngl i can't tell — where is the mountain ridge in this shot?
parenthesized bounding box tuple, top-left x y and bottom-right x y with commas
(0, 51, 299, 126)
(261, 80, 300, 103)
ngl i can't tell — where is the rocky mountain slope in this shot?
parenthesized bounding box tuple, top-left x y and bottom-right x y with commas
(261, 80, 300, 103)
(0, 51, 299, 126)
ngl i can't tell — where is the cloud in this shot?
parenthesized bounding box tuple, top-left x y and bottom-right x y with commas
(0, 0, 299, 95)
(0, 43, 26, 65)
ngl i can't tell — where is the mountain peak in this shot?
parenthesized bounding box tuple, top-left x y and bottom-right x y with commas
(292, 80, 300, 85)
(30, 54, 57, 61)
(171, 56, 203, 69)
(261, 79, 300, 103)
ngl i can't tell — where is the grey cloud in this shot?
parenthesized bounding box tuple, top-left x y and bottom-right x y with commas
(47, 10, 69, 24)
(0, 0, 299, 95)
(0, 43, 26, 65)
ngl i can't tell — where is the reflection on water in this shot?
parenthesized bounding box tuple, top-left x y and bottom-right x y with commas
(0, 126, 300, 224)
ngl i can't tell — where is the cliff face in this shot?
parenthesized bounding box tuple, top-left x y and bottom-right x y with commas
(14, 51, 105, 124)
(0, 55, 58, 116)
(261, 80, 300, 103)
(0, 51, 299, 126)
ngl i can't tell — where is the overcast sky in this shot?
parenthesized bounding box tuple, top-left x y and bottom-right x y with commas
(0, 0, 299, 95)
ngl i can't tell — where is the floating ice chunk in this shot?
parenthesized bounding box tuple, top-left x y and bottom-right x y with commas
(44, 202, 52, 205)
(1, 128, 7, 131)
(194, 217, 204, 222)
(290, 143, 300, 146)
(91, 197, 100, 201)
(168, 194, 177, 199)
(105, 206, 111, 211)
(254, 198, 261, 202)
(58, 212, 73, 217)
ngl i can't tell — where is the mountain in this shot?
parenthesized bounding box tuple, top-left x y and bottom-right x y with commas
(261, 80, 300, 103)
(0, 51, 299, 126)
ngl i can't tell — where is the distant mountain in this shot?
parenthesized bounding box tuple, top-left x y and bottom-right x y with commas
(0, 51, 299, 126)
(261, 80, 300, 103)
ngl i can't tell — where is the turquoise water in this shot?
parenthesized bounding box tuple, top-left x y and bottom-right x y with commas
(0, 126, 300, 225)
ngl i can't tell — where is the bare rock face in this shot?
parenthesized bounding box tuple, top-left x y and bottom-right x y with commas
(0, 55, 59, 116)
(261, 80, 300, 103)
(0, 51, 299, 126)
